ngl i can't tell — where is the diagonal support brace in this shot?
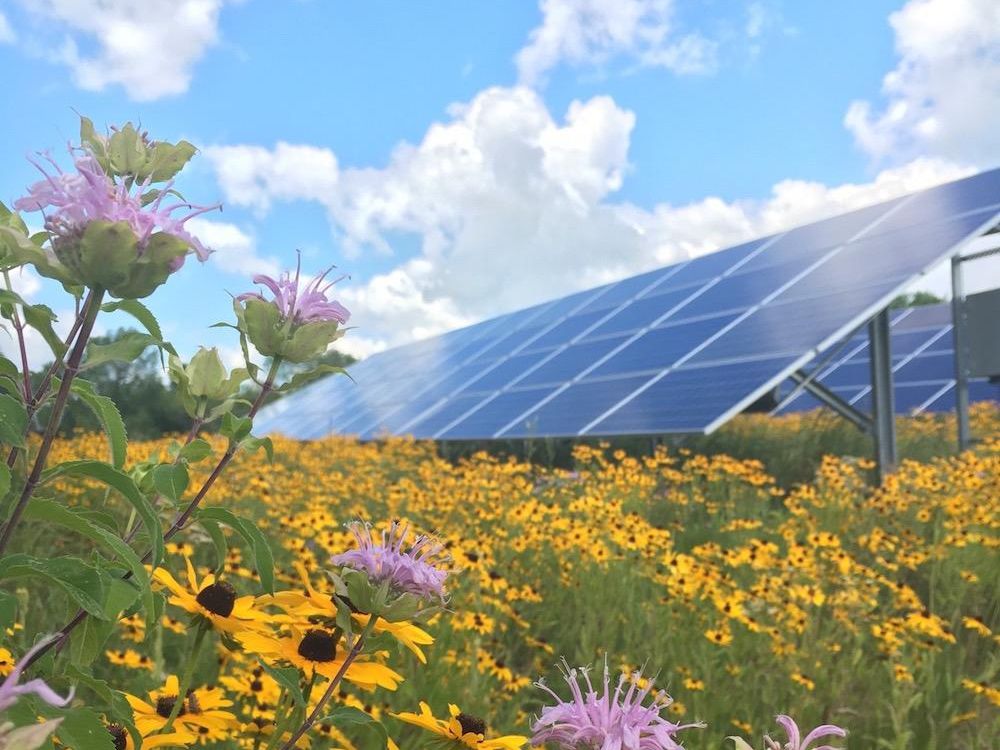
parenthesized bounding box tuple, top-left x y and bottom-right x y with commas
(788, 370, 873, 433)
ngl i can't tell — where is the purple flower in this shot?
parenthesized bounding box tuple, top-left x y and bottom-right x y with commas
(0, 637, 74, 712)
(532, 660, 704, 750)
(237, 254, 350, 325)
(333, 520, 449, 601)
(762, 716, 846, 750)
(14, 147, 217, 269)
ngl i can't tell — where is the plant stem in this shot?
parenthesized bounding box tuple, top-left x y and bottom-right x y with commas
(278, 616, 380, 750)
(22, 357, 282, 670)
(161, 623, 208, 733)
(0, 288, 104, 556)
(3, 270, 33, 401)
(4, 298, 86, 470)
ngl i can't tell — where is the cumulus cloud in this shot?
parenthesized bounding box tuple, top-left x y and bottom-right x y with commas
(515, 0, 716, 87)
(185, 217, 281, 278)
(207, 86, 974, 357)
(0, 12, 16, 44)
(18, 0, 241, 100)
(845, 0, 1000, 163)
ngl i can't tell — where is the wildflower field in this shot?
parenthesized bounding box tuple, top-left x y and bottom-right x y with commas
(9, 406, 997, 749)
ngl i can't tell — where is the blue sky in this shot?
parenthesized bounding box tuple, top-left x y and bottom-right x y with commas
(0, 0, 997, 365)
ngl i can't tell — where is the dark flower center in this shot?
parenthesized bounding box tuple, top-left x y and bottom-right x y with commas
(196, 581, 238, 617)
(457, 713, 487, 736)
(107, 723, 127, 750)
(297, 629, 338, 662)
(156, 695, 186, 718)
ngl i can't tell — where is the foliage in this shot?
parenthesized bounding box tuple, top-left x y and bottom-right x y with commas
(889, 291, 944, 309)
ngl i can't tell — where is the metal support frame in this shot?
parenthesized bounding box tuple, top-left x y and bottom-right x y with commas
(951, 256, 972, 450)
(869, 309, 897, 477)
(787, 371, 873, 432)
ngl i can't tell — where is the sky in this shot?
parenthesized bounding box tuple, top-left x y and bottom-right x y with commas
(0, 0, 998, 367)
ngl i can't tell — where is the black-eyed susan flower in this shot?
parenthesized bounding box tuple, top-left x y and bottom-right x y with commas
(393, 702, 525, 749)
(238, 626, 402, 690)
(106, 721, 195, 750)
(123, 675, 238, 741)
(150, 558, 266, 636)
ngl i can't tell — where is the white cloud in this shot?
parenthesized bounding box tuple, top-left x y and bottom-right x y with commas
(845, 0, 1000, 163)
(18, 0, 241, 100)
(0, 12, 16, 44)
(203, 143, 340, 215)
(185, 217, 281, 278)
(207, 86, 981, 357)
(515, 0, 716, 87)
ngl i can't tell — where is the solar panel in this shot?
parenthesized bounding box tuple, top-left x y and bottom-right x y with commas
(255, 168, 1000, 440)
(777, 303, 1000, 416)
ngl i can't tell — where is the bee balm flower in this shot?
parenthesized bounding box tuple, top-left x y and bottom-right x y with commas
(532, 660, 704, 750)
(11, 144, 217, 299)
(332, 520, 450, 617)
(235, 255, 350, 362)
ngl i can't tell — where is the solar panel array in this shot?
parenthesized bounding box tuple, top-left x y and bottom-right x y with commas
(777, 303, 1000, 416)
(255, 168, 1000, 440)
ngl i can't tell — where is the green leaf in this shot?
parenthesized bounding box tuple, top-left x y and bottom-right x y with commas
(321, 706, 389, 749)
(145, 140, 198, 182)
(0, 392, 27, 447)
(62, 666, 140, 749)
(200, 518, 229, 576)
(23, 303, 67, 359)
(0, 554, 108, 618)
(69, 379, 128, 468)
(22, 500, 153, 632)
(0, 588, 17, 625)
(239, 435, 274, 462)
(56, 706, 115, 750)
(101, 299, 177, 359)
(0, 200, 29, 235)
(259, 661, 304, 707)
(220, 412, 253, 442)
(152, 462, 189, 502)
(82, 331, 158, 371)
(107, 123, 146, 177)
(42, 460, 164, 568)
(198, 507, 275, 594)
(179, 438, 212, 463)
(0, 462, 11, 502)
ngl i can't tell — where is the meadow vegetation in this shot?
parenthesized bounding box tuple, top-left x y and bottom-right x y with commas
(10, 405, 998, 748)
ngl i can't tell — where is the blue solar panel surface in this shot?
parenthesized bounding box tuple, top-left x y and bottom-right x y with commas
(776, 303, 1000, 416)
(255, 168, 1000, 439)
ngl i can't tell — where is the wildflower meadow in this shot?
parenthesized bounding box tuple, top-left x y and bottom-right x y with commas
(0, 117, 997, 750)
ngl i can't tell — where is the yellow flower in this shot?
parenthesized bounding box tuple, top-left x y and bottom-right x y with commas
(105, 648, 154, 671)
(123, 675, 238, 743)
(393, 702, 526, 749)
(0, 648, 12, 677)
(238, 626, 402, 690)
(150, 557, 267, 636)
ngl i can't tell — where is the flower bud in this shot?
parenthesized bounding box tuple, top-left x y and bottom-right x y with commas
(235, 258, 350, 364)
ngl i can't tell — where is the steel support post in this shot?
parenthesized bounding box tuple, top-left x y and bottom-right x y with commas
(868, 309, 897, 478)
(951, 256, 972, 451)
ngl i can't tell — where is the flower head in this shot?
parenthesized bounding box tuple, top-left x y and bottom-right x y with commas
(150, 557, 268, 636)
(532, 660, 703, 750)
(393, 702, 526, 749)
(333, 520, 450, 603)
(123, 675, 237, 741)
(763, 716, 846, 750)
(237, 255, 350, 325)
(0, 636, 74, 712)
(15, 147, 216, 268)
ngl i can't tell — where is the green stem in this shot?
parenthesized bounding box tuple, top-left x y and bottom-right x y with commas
(161, 623, 208, 733)
(0, 287, 104, 557)
(278, 616, 380, 750)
